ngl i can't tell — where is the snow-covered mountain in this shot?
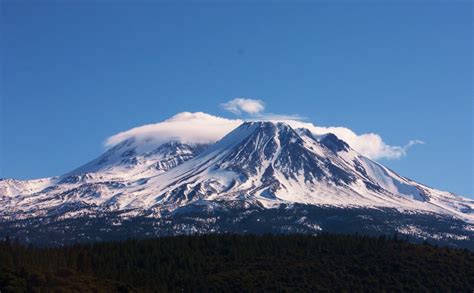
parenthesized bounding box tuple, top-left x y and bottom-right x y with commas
(1, 121, 473, 246)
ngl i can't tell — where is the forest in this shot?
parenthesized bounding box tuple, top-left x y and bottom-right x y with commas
(1, 233, 473, 292)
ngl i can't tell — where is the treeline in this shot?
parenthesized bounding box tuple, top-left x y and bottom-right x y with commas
(0, 233, 473, 292)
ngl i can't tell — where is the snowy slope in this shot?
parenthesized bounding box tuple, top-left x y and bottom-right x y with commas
(68, 138, 210, 178)
(1, 121, 473, 226)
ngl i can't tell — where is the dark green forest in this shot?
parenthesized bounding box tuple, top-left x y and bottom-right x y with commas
(1, 233, 473, 292)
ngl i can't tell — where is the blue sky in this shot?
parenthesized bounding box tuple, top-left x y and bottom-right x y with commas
(1, 1, 472, 195)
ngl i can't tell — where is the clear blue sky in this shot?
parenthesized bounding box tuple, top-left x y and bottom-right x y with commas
(1, 1, 472, 195)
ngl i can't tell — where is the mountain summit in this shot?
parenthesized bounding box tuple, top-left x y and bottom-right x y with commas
(1, 121, 473, 246)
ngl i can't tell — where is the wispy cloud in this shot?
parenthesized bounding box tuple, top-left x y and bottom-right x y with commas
(252, 113, 307, 121)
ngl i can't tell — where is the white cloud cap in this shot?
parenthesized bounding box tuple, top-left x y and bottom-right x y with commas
(106, 112, 242, 148)
(106, 112, 422, 160)
(221, 98, 265, 115)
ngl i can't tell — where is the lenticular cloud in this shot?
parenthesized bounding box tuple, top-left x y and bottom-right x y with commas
(106, 112, 421, 160)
